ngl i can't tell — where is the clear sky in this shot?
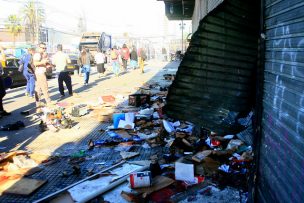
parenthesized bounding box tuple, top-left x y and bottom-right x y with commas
(0, 0, 192, 37)
(44, 0, 168, 36)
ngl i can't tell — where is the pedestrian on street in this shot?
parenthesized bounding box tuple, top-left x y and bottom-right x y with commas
(120, 44, 130, 72)
(129, 46, 138, 70)
(19, 47, 36, 97)
(138, 47, 147, 73)
(52, 44, 72, 98)
(94, 49, 105, 78)
(33, 42, 52, 108)
(0, 47, 11, 118)
(110, 46, 120, 77)
(80, 48, 93, 85)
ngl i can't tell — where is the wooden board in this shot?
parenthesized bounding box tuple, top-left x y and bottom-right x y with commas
(134, 176, 175, 195)
(1, 167, 43, 177)
(0, 177, 47, 195)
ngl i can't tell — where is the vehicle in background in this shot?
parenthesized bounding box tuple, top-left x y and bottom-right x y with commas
(79, 32, 112, 61)
(1, 56, 26, 87)
(66, 54, 80, 74)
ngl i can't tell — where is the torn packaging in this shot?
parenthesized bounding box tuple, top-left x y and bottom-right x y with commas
(202, 157, 221, 176)
(192, 150, 212, 163)
(130, 171, 152, 189)
(126, 176, 175, 199)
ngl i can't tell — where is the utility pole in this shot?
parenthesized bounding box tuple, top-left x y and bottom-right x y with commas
(181, 20, 183, 53)
(179, 20, 185, 53)
(180, 0, 185, 54)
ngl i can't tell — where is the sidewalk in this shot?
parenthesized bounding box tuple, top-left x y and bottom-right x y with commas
(0, 60, 176, 154)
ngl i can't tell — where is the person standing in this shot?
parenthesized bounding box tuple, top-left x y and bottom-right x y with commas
(80, 48, 93, 85)
(138, 48, 147, 73)
(129, 46, 138, 70)
(110, 46, 120, 77)
(120, 44, 130, 72)
(19, 47, 35, 97)
(94, 49, 105, 78)
(0, 47, 10, 117)
(52, 44, 72, 98)
(33, 42, 52, 107)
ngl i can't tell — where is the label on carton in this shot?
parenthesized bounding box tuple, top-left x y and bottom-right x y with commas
(130, 171, 152, 188)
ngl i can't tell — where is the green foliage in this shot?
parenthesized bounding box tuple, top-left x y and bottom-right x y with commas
(21, 0, 45, 43)
(5, 14, 22, 45)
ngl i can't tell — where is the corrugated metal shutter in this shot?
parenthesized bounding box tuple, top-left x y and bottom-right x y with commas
(257, 0, 304, 202)
(165, 0, 260, 134)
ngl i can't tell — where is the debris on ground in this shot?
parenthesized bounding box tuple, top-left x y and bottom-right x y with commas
(1, 72, 254, 203)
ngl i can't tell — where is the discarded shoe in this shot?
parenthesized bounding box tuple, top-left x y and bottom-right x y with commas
(88, 139, 95, 150)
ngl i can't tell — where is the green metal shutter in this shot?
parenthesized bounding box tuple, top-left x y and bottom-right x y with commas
(257, 0, 304, 202)
(165, 0, 260, 134)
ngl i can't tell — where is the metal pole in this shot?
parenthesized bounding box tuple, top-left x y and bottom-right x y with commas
(181, 19, 183, 54)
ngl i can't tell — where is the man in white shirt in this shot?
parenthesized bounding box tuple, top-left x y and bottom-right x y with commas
(94, 49, 105, 78)
(52, 44, 72, 97)
(33, 42, 52, 108)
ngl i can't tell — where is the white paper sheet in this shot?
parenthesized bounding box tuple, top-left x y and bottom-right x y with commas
(175, 162, 194, 182)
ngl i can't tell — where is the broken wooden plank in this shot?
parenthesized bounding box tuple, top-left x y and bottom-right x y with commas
(0, 177, 46, 195)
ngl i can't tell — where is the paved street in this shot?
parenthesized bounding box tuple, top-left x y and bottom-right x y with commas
(0, 60, 178, 155)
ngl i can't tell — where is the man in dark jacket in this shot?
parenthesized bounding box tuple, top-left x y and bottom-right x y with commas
(120, 44, 130, 72)
(0, 47, 11, 118)
(129, 46, 138, 69)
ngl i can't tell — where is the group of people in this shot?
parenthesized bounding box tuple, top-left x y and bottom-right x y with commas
(0, 43, 148, 117)
(108, 44, 147, 76)
(0, 42, 72, 114)
(78, 44, 147, 81)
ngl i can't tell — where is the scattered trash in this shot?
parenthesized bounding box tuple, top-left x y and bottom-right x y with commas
(98, 95, 116, 104)
(88, 139, 95, 150)
(71, 104, 88, 117)
(128, 94, 150, 107)
(192, 150, 212, 163)
(130, 171, 152, 188)
(120, 151, 139, 159)
(218, 164, 230, 173)
(1, 76, 254, 203)
(175, 157, 195, 182)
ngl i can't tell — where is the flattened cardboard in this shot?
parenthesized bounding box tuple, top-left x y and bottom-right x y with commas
(0, 177, 46, 195)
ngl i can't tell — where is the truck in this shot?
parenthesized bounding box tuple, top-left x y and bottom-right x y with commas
(79, 32, 112, 55)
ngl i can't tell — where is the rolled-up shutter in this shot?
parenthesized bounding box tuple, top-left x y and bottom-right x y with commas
(257, 0, 304, 202)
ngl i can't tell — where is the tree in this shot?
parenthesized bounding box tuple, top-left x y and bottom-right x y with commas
(21, 0, 45, 44)
(5, 15, 22, 46)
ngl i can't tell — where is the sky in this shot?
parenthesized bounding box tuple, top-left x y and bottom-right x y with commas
(0, 0, 192, 37)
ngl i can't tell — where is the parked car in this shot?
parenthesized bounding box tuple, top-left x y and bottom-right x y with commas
(1, 56, 26, 88)
(66, 54, 80, 74)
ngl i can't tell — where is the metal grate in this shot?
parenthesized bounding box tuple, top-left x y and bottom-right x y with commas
(0, 122, 165, 203)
